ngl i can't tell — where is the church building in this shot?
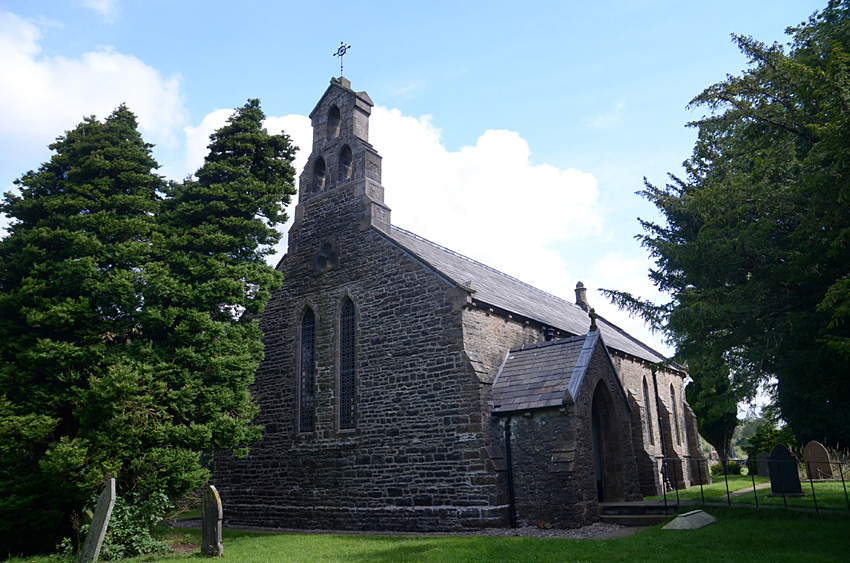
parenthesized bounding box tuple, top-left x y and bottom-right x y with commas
(211, 77, 707, 531)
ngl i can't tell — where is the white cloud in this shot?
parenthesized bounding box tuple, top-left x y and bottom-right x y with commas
(181, 109, 233, 179)
(263, 114, 313, 178)
(0, 10, 186, 187)
(370, 105, 602, 297)
(366, 106, 669, 354)
(81, 0, 119, 23)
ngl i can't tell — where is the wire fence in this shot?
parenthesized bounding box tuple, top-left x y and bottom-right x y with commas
(659, 456, 850, 514)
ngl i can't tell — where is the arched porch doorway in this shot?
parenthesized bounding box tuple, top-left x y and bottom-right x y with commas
(591, 381, 624, 502)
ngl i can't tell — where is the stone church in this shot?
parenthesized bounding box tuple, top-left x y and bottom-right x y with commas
(212, 77, 706, 531)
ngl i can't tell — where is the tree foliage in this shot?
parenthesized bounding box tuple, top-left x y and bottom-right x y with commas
(604, 1, 850, 448)
(0, 100, 296, 555)
(684, 353, 738, 461)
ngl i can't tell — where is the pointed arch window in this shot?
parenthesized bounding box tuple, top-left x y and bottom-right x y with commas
(339, 298, 356, 429)
(327, 105, 341, 140)
(338, 145, 353, 183)
(299, 309, 316, 433)
(312, 157, 326, 194)
(643, 376, 654, 445)
(670, 384, 681, 445)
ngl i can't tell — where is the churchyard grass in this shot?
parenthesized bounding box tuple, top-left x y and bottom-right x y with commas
(646, 476, 850, 512)
(645, 475, 769, 501)
(7, 506, 847, 562)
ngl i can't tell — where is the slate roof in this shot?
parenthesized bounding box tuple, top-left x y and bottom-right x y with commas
(492, 334, 593, 414)
(384, 225, 668, 365)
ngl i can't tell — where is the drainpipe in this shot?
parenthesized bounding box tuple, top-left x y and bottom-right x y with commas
(504, 415, 518, 528)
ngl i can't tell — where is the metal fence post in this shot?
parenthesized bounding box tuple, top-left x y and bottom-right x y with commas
(751, 466, 759, 508)
(806, 461, 819, 514)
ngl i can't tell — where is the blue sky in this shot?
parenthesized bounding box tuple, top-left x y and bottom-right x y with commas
(0, 0, 826, 359)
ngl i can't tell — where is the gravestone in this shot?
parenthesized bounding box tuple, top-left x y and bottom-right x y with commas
(79, 478, 116, 563)
(803, 440, 833, 479)
(201, 485, 223, 556)
(662, 509, 717, 530)
(756, 451, 770, 477)
(768, 444, 803, 496)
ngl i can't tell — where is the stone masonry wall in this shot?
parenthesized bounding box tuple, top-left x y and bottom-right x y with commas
(212, 183, 505, 531)
(461, 307, 544, 383)
(610, 355, 704, 491)
(493, 341, 641, 529)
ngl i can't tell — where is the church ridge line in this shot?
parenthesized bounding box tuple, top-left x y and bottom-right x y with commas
(388, 224, 580, 309)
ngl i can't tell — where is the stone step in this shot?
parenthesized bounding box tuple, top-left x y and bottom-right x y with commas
(599, 513, 674, 527)
(598, 501, 684, 517)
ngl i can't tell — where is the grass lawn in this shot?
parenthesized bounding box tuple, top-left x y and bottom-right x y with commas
(646, 475, 850, 512)
(9, 506, 848, 562)
(645, 474, 770, 503)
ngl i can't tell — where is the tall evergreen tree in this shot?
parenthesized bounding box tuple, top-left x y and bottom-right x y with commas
(149, 98, 297, 460)
(0, 106, 162, 553)
(605, 1, 850, 447)
(0, 99, 297, 555)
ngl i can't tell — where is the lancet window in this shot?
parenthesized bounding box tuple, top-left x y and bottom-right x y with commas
(339, 298, 356, 429)
(299, 309, 316, 433)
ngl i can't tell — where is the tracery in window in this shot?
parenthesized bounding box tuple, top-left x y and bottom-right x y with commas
(339, 298, 356, 429)
(299, 308, 316, 433)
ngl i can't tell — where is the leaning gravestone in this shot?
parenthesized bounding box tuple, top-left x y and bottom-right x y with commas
(803, 440, 833, 480)
(79, 478, 116, 563)
(756, 451, 770, 478)
(201, 485, 223, 556)
(768, 444, 804, 496)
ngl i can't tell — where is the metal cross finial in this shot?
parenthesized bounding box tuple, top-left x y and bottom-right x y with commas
(334, 42, 351, 77)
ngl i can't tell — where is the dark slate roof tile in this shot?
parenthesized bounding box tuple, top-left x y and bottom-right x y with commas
(385, 226, 666, 364)
(491, 335, 588, 414)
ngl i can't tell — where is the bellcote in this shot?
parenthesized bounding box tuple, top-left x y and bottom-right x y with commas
(288, 78, 391, 249)
(296, 77, 385, 208)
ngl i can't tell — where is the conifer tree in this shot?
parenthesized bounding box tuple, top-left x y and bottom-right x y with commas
(0, 106, 162, 553)
(605, 1, 850, 447)
(0, 99, 297, 555)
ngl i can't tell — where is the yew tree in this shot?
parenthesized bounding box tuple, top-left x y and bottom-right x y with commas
(605, 1, 850, 447)
(0, 100, 296, 555)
